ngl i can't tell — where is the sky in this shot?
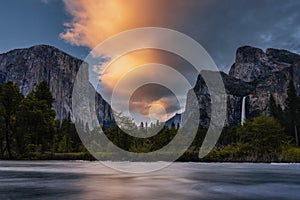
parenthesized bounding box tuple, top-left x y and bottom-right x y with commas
(1, 0, 300, 123)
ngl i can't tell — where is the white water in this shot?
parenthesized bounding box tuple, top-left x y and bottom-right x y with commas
(241, 96, 246, 125)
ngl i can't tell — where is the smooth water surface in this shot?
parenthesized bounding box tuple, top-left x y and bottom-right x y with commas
(0, 161, 300, 200)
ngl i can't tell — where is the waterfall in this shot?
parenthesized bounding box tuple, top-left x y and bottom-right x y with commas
(241, 96, 246, 126)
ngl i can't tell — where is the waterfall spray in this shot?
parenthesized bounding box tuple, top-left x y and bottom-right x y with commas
(241, 96, 246, 126)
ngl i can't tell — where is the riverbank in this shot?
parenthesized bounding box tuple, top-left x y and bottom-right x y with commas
(1, 147, 300, 163)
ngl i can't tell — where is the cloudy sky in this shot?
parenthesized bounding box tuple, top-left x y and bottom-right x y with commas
(1, 0, 300, 122)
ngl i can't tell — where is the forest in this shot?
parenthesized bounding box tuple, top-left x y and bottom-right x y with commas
(0, 81, 299, 162)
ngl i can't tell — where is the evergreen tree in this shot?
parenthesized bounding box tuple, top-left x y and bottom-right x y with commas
(140, 122, 144, 129)
(0, 84, 3, 157)
(285, 81, 299, 147)
(269, 94, 284, 126)
(16, 82, 56, 153)
(170, 122, 177, 140)
(237, 114, 288, 158)
(0, 82, 24, 158)
(33, 81, 54, 107)
(59, 113, 82, 152)
(269, 94, 277, 118)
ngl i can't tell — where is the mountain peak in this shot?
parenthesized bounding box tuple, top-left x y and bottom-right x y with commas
(1, 44, 80, 62)
(27, 44, 62, 53)
(229, 45, 299, 82)
(266, 48, 300, 64)
(236, 46, 265, 64)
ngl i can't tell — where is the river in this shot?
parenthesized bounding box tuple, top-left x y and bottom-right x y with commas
(0, 161, 299, 200)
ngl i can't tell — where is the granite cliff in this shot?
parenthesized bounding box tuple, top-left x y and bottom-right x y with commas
(191, 46, 300, 128)
(0, 45, 113, 124)
(1, 44, 300, 129)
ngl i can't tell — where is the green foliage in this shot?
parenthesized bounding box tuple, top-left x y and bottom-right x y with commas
(0, 81, 82, 159)
(16, 84, 56, 153)
(269, 94, 284, 123)
(0, 82, 24, 158)
(0, 80, 300, 162)
(56, 113, 82, 153)
(203, 114, 291, 162)
(281, 147, 300, 162)
(269, 94, 277, 117)
(204, 144, 239, 162)
(237, 114, 286, 156)
(33, 81, 54, 107)
(285, 81, 300, 146)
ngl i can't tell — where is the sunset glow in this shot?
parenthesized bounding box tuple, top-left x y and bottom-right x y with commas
(60, 0, 189, 121)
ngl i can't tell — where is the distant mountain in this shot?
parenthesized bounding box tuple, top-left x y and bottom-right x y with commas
(0, 45, 113, 124)
(165, 113, 182, 128)
(189, 46, 300, 128)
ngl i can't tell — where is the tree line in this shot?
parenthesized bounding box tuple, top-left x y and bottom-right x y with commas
(269, 81, 300, 147)
(202, 81, 300, 162)
(0, 81, 83, 159)
(0, 80, 299, 161)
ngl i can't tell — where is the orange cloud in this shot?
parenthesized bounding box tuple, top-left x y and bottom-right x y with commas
(128, 83, 182, 122)
(60, 0, 198, 48)
(99, 50, 156, 92)
(60, 0, 197, 120)
(60, 0, 128, 47)
(60, 0, 163, 48)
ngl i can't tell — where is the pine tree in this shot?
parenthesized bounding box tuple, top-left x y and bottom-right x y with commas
(268, 94, 284, 126)
(285, 81, 299, 147)
(16, 82, 56, 153)
(140, 122, 144, 129)
(33, 81, 54, 107)
(59, 113, 81, 152)
(0, 82, 24, 158)
(170, 122, 177, 140)
(237, 114, 287, 157)
(269, 94, 277, 118)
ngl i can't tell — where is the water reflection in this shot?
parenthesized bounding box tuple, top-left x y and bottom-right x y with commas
(0, 161, 300, 200)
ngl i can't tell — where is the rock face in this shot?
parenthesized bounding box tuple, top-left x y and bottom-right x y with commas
(229, 46, 294, 82)
(0, 45, 113, 124)
(191, 71, 255, 128)
(192, 46, 300, 128)
(2, 44, 300, 129)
